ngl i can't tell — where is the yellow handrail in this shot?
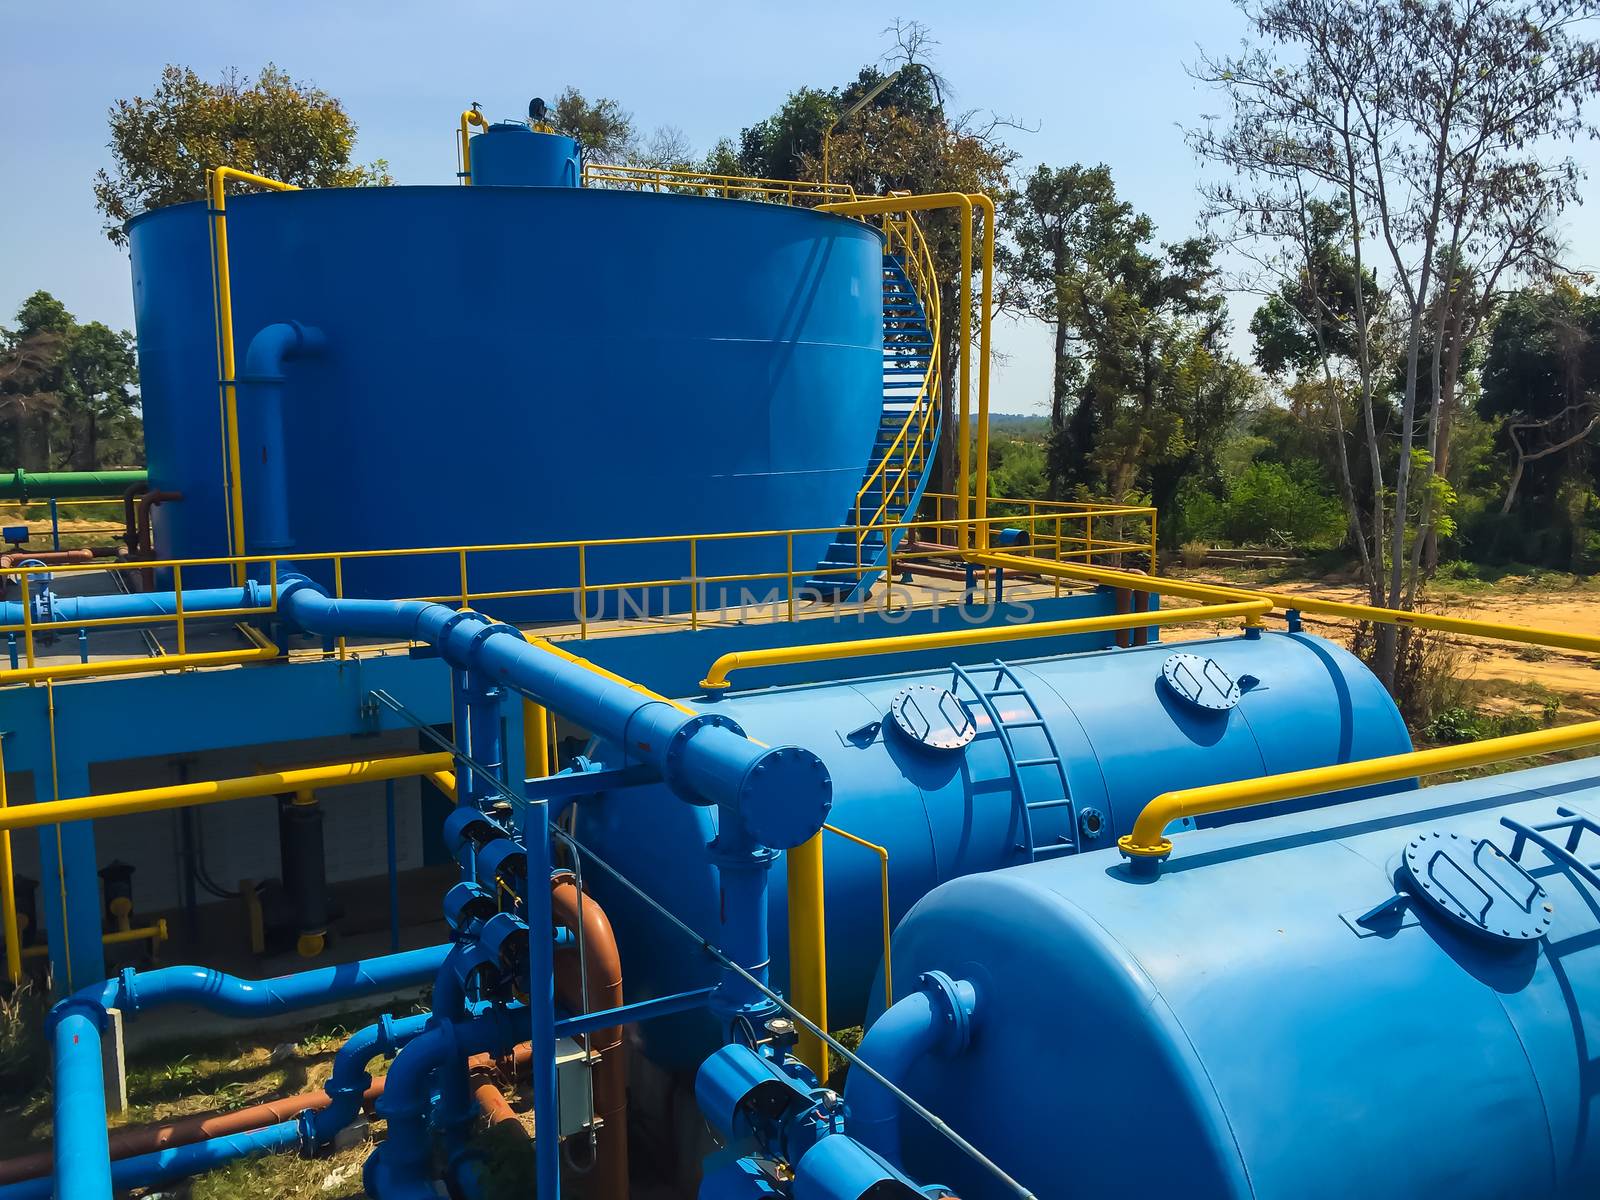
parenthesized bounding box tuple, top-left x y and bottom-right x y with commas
(1120, 718, 1600, 864)
(970, 551, 1600, 658)
(13, 920, 169, 962)
(699, 599, 1270, 692)
(823, 823, 893, 1006)
(582, 162, 857, 204)
(207, 166, 300, 583)
(0, 752, 453, 834)
(458, 107, 489, 183)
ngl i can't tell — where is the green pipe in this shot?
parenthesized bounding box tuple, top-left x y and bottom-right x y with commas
(0, 470, 148, 500)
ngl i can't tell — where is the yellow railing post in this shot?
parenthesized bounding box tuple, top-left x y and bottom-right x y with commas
(173, 563, 186, 657)
(968, 195, 996, 550)
(786, 832, 828, 1078)
(19, 571, 34, 669)
(0, 735, 18, 985)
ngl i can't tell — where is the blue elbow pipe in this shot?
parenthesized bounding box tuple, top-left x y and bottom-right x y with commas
(844, 972, 977, 1171)
(240, 322, 325, 552)
(300, 1011, 431, 1149)
(364, 1003, 528, 1200)
(48, 945, 448, 1200)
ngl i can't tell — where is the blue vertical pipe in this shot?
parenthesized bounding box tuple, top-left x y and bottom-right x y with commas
(386, 778, 400, 952)
(238, 322, 326, 552)
(51, 1003, 113, 1200)
(39, 752, 104, 993)
(463, 673, 504, 810)
(524, 794, 562, 1200)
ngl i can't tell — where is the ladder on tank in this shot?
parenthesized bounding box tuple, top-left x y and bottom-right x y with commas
(950, 661, 1078, 862)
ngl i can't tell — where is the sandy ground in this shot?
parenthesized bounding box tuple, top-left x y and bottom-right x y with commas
(1163, 571, 1600, 704)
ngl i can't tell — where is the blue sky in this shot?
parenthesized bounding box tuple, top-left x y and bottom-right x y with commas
(3, 0, 1597, 412)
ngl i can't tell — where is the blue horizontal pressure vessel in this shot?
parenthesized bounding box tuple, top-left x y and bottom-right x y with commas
(877, 754, 1600, 1200)
(574, 630, 1411, 1064)
(128, 183, 883, 614)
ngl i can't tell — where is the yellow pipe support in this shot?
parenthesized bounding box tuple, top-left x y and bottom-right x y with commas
(0, 737, 18, 985)
(0, 645, 280, 687)
(971, 551, 1600, 659)
(786, 833, 828, 1078)
(822, 193, 973, 547)
(525, 700, 551, 779)
(1121, 718, 1600, 864)
(459, 107, 489, 183)
(428, 769, 459, 799)
(207, 166, 300, 582)
(699, 599, 1270, 692)
(0, 752, 453, 835)
(16, 919, 168, 960)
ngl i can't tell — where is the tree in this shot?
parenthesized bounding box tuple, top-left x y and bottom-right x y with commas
(729, 23, 1017, 493)
(0, 293, 140, 470)
(1192, 0, 1600, 682)
(93, 65, 391, 247)
(1480, 281, 1600, 517)
(1004, 162, 1256, 537)
(550, 87, 636, 165)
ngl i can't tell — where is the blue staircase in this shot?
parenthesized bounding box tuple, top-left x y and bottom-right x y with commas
(802, 251, 941, 601)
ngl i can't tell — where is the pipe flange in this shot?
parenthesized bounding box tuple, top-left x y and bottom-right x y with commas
(664, 712, 747, 806)
(478, 837, 527, 886)
(464, 621, 523, 683)
(918, 970, 974, 1057)
(443, 881, 498, 933)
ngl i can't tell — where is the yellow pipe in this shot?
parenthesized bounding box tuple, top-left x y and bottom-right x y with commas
(1121, 718, 1600, 863)
(525, 699, 551, 779)
(459, 108, 489, 183)
(428, 769, 459, 799)
(822, 194, 973, 547)
(0, 752, 453, 835)
(0, 645, 279, 687)
(0, 737, 18, 985)
(16, 919, 168, 960)
(786, 833, 828, 1077)
(968, 194, 996, 549)
(972, 551, 1600, 658)
(207, 167, 300, 583)
(699, 599, 1270, 691)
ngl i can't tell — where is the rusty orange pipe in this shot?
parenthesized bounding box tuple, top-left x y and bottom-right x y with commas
(552, 872, 627, 1200)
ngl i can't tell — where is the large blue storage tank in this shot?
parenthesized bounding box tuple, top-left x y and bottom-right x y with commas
(128, 184, 883, 611)
(575, 630, 1412, 1063)
(872, 755, 1600, 1200)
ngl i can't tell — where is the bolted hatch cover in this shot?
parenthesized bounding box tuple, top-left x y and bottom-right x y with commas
(1403, 830, 1554, 944)
(886, 685, 976, 752)
(1160, 652, 1242, 712)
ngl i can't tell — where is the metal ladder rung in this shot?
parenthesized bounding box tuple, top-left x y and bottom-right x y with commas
(1025, 798, 1072, 810)
(1014, 756, 1062, 769)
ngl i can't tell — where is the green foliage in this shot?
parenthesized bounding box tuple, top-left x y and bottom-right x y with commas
(93, 65, 391, 246)
(551, 86, 635, 164)
(1178, 460, 1346, 550)
(0, 292, 141, 469)
(0, 980, 46, 1094)
(1424, 705, 1542, 745)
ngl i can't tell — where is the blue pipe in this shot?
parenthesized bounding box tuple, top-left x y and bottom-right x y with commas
(365, 1003, 528, 1200)
(50, 945, 449, 1200)
(524, 796, 562, 1200)
(49, 1005, 113, 1200)
(77, 942, 451, 1016)
(300, 1011, 431, 1149)
(0, 1124, 302, 1200)
(0, 582, 269, 627)
(844, 972, 977, 1170)
(239, 321, 326, 552)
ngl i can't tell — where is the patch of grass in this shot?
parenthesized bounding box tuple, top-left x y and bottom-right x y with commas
(190, 1140, 371, 1200)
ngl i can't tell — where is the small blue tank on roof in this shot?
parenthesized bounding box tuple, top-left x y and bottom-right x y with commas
(468, 121, 580, 186)
(575, 628, 1412, 1064)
